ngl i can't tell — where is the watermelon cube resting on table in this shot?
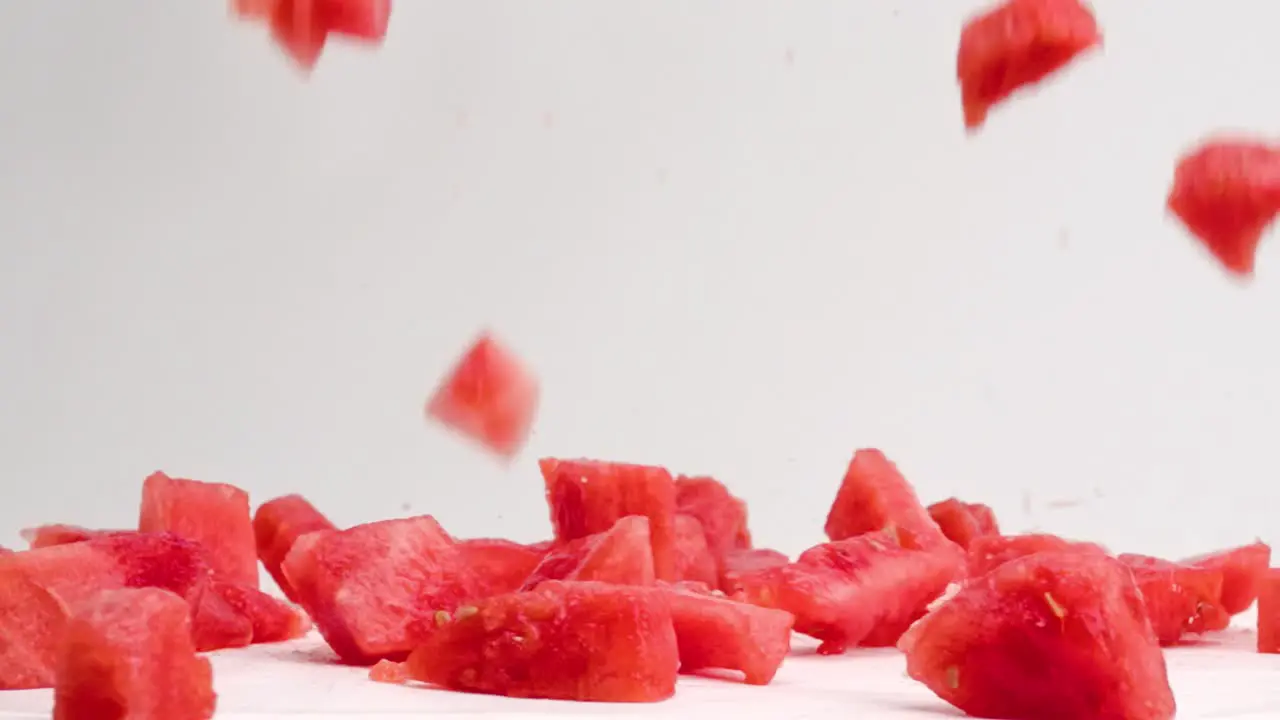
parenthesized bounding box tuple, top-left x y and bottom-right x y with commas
(281, 515, 478, 665)
(1167, 140, 1280, 277)
(671, 514, 718, 587)
(956, 0, 1102, 130)
(426, 332, 540, 459)
(966, 532, 1109, 578)
(824, 448, 954, 551)
(1257, 569, 1280, 653)
(53, 587, 215, 720)
(675, 475, 752, 564)
(660, 582, 793, 685)
(252, 494, 337, 602)
(1181, 540, 1272, 616)
(926, 498, 999, 550)
(1117, 553, 1226, 645)
(456, 538, 549, 597)
(541, 458, 679, 580)
(210, 582, 311, 644)
(521, 515, 655, 589)
(406, 580, 679, 703)
(900, 551, 1176, 720)
(139, 472, 259, 589)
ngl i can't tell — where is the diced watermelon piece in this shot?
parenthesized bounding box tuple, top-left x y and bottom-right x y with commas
(1182, 541, 1272, 615)
(675, 475, 751, 563)
(719, 548, 789, 595)
(190, 582, 254, 652)
(0, 574, 71, 689)
(1167, 140, 1280, 276)
(319, 0, 391, 41)
(522, 516, 655, 589)
(53, 588, 216, 720)
(966, 532, 1108, 578)
(211, 582, 311, 644)
(733, 531, 963, 654)
(265, 0, 327, 70)
(1257, 569, 1280, 653)
(1117, 554, 1226, 645)
(900, 551, 1175, 720)
(660, 582, 793, 685)
(426, 332, 540, 459)
(406, 581, 679, 702)
(824, 449, 953, 551)
(672, 514, 718, 587)
(282, 515, 477, 664)
(21, 525, 120, 550)
(926, 498, 999, 550)
(369, 659, 409, 684)
(956, 0, 1102, 130)
(541, 458, 679, 581)
(140, 472, 259, 589)
(456, 538, 549, 597)
(253, 494, 336, 603)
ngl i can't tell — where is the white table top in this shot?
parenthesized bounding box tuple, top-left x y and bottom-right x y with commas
(2, 616, 1277, 719)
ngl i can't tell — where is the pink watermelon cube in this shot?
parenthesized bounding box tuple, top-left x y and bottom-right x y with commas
(252, 494, 336, 602)
(139, 472, 259, 588)
(211, 581, 311, 644)
(425, 332, 540, 459)
(660, 582, 793, 685)
(522, 515, 655, 589)
(672, 514, 718, 587)
(0, 574, 71, 689)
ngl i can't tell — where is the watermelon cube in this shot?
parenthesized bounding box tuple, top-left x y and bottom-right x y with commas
(319, 0, 392, 41)
(733, 531, 962, 654)
(661, 583, 793, 685)
(426, 332, 540, 459)
(282, 515, 478, 664)
(189, 582, 254, 652)
(456, 538, 549, 597)
(672, 514, 718, 587)
(53, 587, 215, 720)
(1182, 540, 1272, 616)
(21, 524, 120, 549)
(211, 582, 311, 644)
(966, 532, 1109, 578)
(541, 458, 679, 580)
(1118, 554, 1226, 645)
(926, 498, 999, 550)
(406, 581, 679, 702)
(0, 574, 71, 689)
(522, 515, 655, 589)
(140, 472, 259, 589)
(252, 494, 336, 602)
(719, 547, 789, 595)
(675, 475, 751, 562)
(369, 658, 409, 684)
(1257, 569, 1280, 653)
(824, 449, 953, 551)
(900, 551, 1175, 720)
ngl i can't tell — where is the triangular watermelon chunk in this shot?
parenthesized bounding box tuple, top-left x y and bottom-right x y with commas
(522, 515, 655, 589)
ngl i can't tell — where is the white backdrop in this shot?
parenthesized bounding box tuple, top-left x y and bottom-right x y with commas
(1, 1, 1278, 569)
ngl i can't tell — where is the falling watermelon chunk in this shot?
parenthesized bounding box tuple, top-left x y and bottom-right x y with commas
(53, 588, 216, 720)
(139, 472, 259, 589)
(232, 0, 391, 70)
(926, 498, 999, 550)
(522, 515, 655, 589)
(1117, 554, 1226, 645)
(956, 0, 1102, 130)
(426, 332, 540, 459)
(253, 494, 336, 603)
(406, 581, 679, 702)
(660, 582, 793, 685)
(824, 449, 953, 551)
(966, 532, 1108, 578)
(900, 551, 1175, 720)
(1167, 140, 1280, 276)
(541, 458, 679, 581)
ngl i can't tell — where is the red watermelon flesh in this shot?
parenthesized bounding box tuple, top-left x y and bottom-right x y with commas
(900, 551, 1175, 720)
(522, 515, 655, 589)
(672, 514, 718, 587)
(53, 588, 216, 720)
(1167, 140, 1280, 276)
(426, 332, 540, 459)
(675, 475, 751, 562)
(406, 580, 679, 702)
(318, 0, 391, 41)
(967, 532, 1109, 578)
(456, 538, 549, 596)
(719, 548, 789, 594)
(21, 525, 121, 550)
(140, 472, 259, 589)
(541, 458, 679, 581)
(0, 574, 71, 689)
(732, 531, 963, 654)
(1182, 541, 1272, 616)
(956, 0, 1102, 130)
(1257, 569, 1280, 653)
(189, 583, 254, 652)
(211, 582, 311, 644)
(824, 449, 953, 552)
(368, 659, 409, 684)
(282, 515, 478, 664)
(253, 494, 336, 603)
(927, 498, 999, 550)
(660, 582, 793, 685)
(268, 1, 327, 70)
(1117, 554, 1226, 645)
